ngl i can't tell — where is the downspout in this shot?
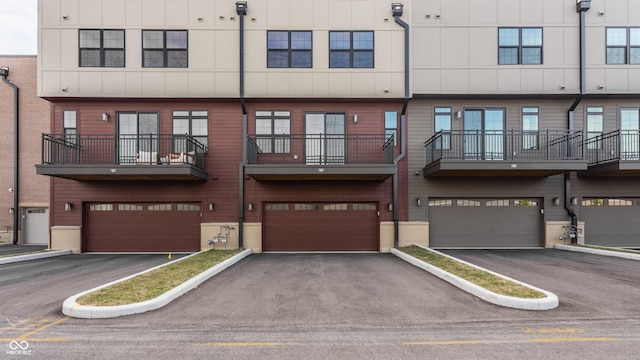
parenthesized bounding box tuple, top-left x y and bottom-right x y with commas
(1, 67, 19, 245)
(565, 1, 591, 243)
(236, 1, 248, 249)
(393, 4, 409, 248)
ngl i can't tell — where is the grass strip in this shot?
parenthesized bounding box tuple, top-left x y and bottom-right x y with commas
(77, 249, 241, 306)
(399, 245, 546, 299)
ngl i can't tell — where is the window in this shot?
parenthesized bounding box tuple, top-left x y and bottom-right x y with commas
(255, 111, 291, 153)
(586, 107, 603, 150)
(267, 31, 312, 68)
(434, 107, 452, 150)
(173, 111, 208, 153)
(522, 107, 539, 150)
(620, 108, 640, 160)
(63, 110, 77, 144)
(385, 111, 398, 146)
(498, 28, 542, 65)
(79, 30, 125, 67)
(329, 31, 374, 68)
(143, 30, 188, 68)
(606, 27, 640, 64)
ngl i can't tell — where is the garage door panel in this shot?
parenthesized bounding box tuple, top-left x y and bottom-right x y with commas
(582, 198, 640, 247)
(429, 199, 542, 248)
(85, 203, 200, 252)
(263, 203, 378, 252)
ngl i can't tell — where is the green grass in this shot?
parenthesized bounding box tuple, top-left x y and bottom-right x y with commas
(77, 249, 241, 306)
(399, 245, 546, 299)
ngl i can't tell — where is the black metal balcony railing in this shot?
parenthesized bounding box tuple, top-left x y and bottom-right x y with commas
(585, 130, 640, 166)
(40, 134, 207, 169)
(246, 134, 395, 165)
(424, 130, 585, 164)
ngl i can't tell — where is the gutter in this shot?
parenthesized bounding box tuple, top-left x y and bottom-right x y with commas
(1, 67, 19, 245)
(236, 1, 248, 249)
(564, 2, 591, 243)
(393, 8, 410, 248)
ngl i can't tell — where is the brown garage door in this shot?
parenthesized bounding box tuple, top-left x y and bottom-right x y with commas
(84, 202, 201, 252)
(263, 202, 379, 251)
(429, 198, 543, 248)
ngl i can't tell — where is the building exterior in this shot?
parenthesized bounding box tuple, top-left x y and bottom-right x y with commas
(408, 0, 640, 248)
(0, 56, 51, 245)
(36, 0, 411, 253)
(36, 0, 639, 253)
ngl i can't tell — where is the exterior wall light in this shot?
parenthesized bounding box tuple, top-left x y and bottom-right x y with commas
(416, 198, 422, 207)
(552, 197, 560, 206)
(102, 112, 109, 121)
(247, 202, 253, 211)
(65, 203, 73, 211)
(571, 197, 578, 206)
(387, 202, 393, 211)
(208, 203, 215, 211)
(9, 208, 15, 214)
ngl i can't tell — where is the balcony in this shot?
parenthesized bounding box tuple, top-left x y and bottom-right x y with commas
(423, 130, 587, 177)
(580, 130, 640, 176)
(35, 134, 208, 181)
(244, 134, 397, 180)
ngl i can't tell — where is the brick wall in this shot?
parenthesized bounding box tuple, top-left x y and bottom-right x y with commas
(0, 56, 51, 239)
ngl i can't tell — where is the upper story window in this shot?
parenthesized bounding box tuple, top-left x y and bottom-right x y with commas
(587, 106, 604, 149)
(267, 31, 312, 68)
(329, 31, 374, 68)
(606, 27, 640, 64)
(79, 30, 125, 67)
(142, 30, 188, 68)
(173, 111, 208, 152)
(434, 107, 452, 150)
(385, 111, 398, 146)
(498, 27, 542, 65)
(255, 111, 291, 153)
(63, 110, 77, 144)
(522, 107, 539, 150)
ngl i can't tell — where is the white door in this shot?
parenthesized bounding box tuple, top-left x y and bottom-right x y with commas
(24, 208, 49, 245)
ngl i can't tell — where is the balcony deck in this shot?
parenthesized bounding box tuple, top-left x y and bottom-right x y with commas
(244, 134, 397, 180)
(580, 130, 640, 176)
(423, 130, 587, 177)
(35, 134, 208, 181)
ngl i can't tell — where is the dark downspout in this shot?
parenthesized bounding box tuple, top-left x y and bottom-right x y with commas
(236, 2, 247, 249)
(393, 6, 409, 248)
(565, 1, 591, 243)
(1, 68, 19, 245)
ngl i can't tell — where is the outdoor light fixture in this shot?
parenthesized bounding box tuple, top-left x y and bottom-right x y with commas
(8, 208, 14, 214)
(455, 110, 462, 119)
(552, 197, 560, 206)
(388, 202, 393, 211)
(353, 114, 358, 123)
(416, 198, 422, 207)
(247, 202, 253, 211)
(102, 112, 109, 121)
(236, 1, 247, 16)
(65, 203, 73, 211)
(0, 67, 8, 77)
(391, 3, 404, 17)
(576, 0, 591, 12)
(208, 203, 215, 211)
(571, 197, 578, 206)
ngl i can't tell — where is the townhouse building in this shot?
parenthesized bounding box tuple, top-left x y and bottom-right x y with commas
(36, 0, 639, 253)
(408, 0, 640, 248)
(37, 0, 410, 253)
(0, 56, 50, 245)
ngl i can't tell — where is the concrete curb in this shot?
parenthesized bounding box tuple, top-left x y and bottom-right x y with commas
(392, 246, 559, 311)
(555, 244, 640, 260)
(0, 249, 72, 264)
(63, 249, 251, 319)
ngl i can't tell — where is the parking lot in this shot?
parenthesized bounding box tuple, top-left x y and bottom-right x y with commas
(1, 249, 639, 359)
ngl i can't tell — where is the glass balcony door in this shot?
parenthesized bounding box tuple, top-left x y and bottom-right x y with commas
(464, 109, 505, 160)
(305, 113, 346, 165)
(117, 112, 159, 164)
(621, 109, 640, 160)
